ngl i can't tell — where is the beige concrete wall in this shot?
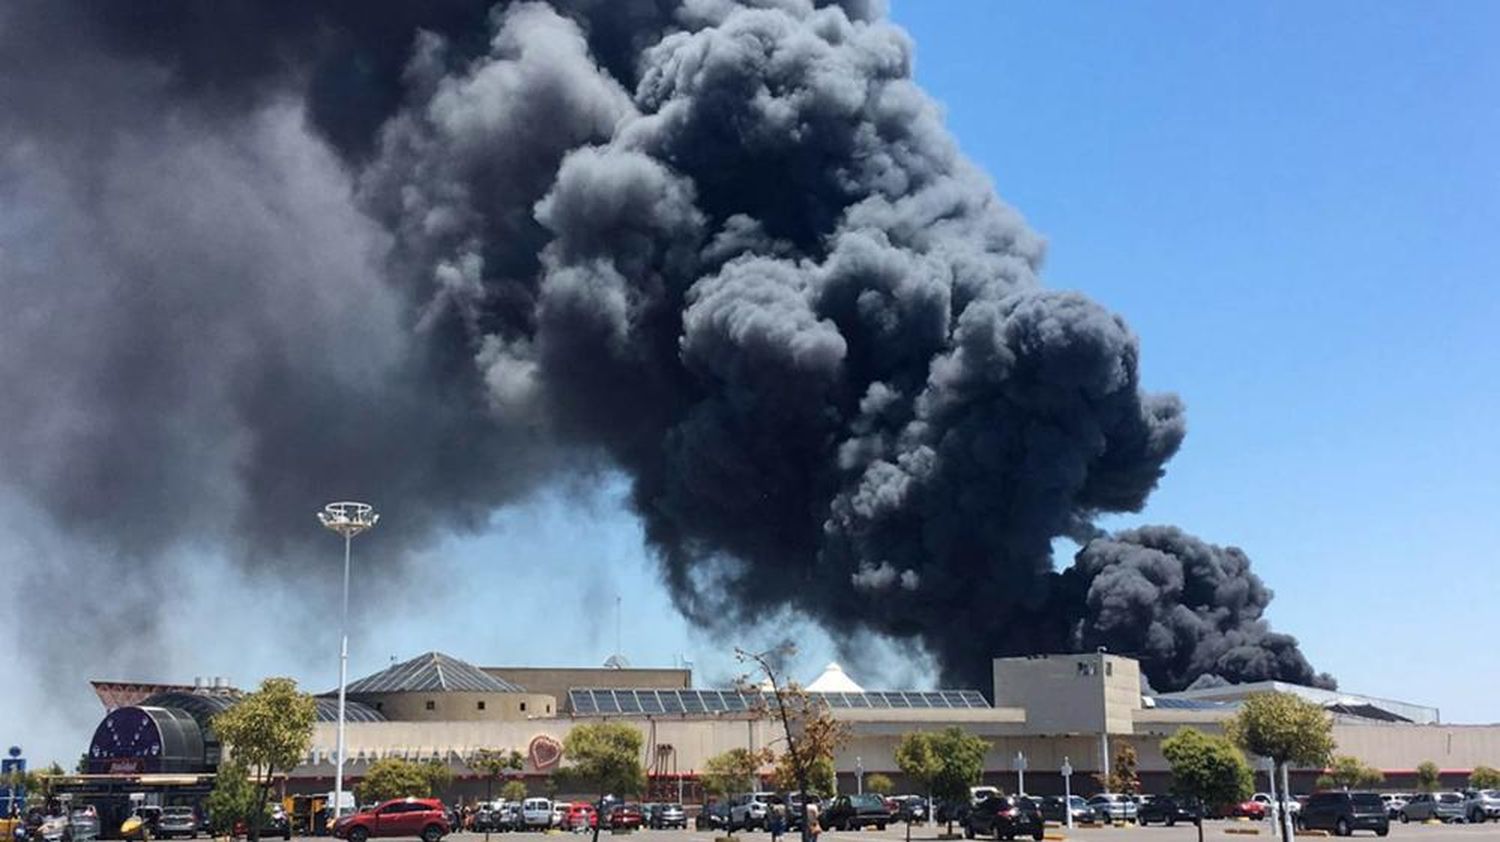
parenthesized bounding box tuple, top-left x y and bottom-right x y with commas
(1330, 723, 1500, 771)
(993, 654, 1105, 734)
(354, 691, 557, 722)
(483, 667, 691, 708)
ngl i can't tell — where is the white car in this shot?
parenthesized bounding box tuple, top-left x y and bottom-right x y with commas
(551, 803, 571, 828)
(522, 798, 555, 829)
(969, 786, 1000, 805)
(729, 792, 778, 830)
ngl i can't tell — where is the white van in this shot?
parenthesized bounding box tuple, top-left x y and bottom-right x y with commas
(522, 798, 555, 829)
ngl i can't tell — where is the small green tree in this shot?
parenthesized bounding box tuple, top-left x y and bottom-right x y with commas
(422, 760, 453, 799)
(894, 732, 942, 825)
(1316, 756, 1383, 790)
(500, 780, 528, 803)
(211, 678, 317, 842)
(560, 723, 644, 842)
(702, 748, 766, 799)
(1470, 766, 1500, 790)
(358, 758, 434, 803)
(771, 753, 835, 798)
(1415, 761, 1441, 793)
(206, 760, 264, 836)
(864, 773, 893, 796)
(925, 727, 990, 834)
(1107, 741, 1140, 795)
(1227, 693, 1334, 842)
(1162, 728, 1252, 842)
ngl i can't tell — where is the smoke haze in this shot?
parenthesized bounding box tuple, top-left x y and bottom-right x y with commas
(0, 0, 1330, 750)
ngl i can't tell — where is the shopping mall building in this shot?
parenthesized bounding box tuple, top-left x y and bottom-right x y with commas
(71, 650, 1500, 808)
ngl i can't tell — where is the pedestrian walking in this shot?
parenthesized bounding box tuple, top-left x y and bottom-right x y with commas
(806, 800, 821, 842)
(769, 803, 786, 842)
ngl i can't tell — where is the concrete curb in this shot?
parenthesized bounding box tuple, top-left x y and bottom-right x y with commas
(1293, 831, 1330, 838)
(1224, 828, 1261, 836)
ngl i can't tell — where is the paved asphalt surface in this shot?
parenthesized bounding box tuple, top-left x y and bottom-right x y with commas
(339, 822, 1500, 842)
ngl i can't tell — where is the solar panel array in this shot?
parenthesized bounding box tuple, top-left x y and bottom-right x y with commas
(1148, 697, 1231, 710)
(568, 688, 989, 715)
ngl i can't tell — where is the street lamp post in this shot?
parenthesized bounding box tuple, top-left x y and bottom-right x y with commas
(1013, 751, 1027, 796)
(318, 501, 380, 821)
(1060, 758, 1074, 829)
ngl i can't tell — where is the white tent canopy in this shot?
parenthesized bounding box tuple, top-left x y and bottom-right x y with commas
(806, 662, 864, 693)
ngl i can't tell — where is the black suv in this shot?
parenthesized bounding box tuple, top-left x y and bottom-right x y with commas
(821, 794, 890, 831)
(1299, 792, 1389, 837)
(963, 796, 1044, 841)
(1137, 795, 1200, 827)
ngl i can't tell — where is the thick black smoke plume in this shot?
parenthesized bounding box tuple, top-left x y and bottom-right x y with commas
(0, 0, 1328, 696)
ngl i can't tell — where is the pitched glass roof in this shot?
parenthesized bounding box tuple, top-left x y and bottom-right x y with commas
(345, 652, 525, 694)
(140, 691, 385, 724)
(568, 688, 990, 715)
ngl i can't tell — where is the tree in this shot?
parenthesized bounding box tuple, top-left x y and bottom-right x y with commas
(1107, 741, 1140, 795)
(922, 728, 991, 835)
(771, 753, 835, 798)
(894, 732, 942, 825)
(1161, 728, 1252, 842)
(211, 678, 317, 842)
(737, 646, 850, 842)
(1227, 693, 1335, 842)
(560, 722, 645, 842)
(422, 760, 453, 799)
(206, 760, 264, 837)
(1415, 761, 1441, 793)
(1316, 756, 1383, 791)
(865, 774, 894, 796)
(358, 758, 435, 804)
(1470, 766, 1500, 790)
(702, 748, 770, 800)
(500, 780, 528, 803)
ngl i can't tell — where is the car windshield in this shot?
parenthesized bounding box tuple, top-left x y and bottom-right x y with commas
(851, 795, 884, 809)
(1351, 795, 1383, 809)
(1438, 794, 1463, 803)
(164, 809, 192, 816)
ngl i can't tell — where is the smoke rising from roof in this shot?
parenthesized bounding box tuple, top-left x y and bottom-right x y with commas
(0, 0, 1330, 711)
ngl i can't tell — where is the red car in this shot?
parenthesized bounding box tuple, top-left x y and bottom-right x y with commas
(565, 804, 598, 831)
(1230, 800, 1267, 820)
(609, 805, 644, 830)
(332, 798, 450, 842)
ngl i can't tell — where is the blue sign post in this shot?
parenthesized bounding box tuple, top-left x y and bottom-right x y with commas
(2, 746, 26, 817)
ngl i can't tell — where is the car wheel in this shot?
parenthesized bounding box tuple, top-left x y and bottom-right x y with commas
(877, 824, 886, 831)
(964, 823, 974, 839)
(1166, 816, 1175, 828)
(1399, 812, 1409, 824)
(349, 828, 369, 842)
(1335, 818, 1350, 837)
(1032, 831, 1044, 842)
(1376, 827, 1388, 838)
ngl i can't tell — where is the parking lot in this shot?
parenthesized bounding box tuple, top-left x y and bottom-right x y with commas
(398, 823, 1500, 842)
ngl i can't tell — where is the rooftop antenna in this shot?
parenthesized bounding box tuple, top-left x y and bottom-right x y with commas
(603, 594, 630, 669)
(615, 594, 622, 658)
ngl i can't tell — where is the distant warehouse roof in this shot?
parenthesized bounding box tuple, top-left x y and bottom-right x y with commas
(345, 651, 526, 694)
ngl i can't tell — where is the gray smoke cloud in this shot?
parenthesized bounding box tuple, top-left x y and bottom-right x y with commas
(0, 0, 1328, 706)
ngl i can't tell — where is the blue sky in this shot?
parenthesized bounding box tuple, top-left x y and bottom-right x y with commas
(22, 1, 1500, 767)
(888, 0, 1500, 718)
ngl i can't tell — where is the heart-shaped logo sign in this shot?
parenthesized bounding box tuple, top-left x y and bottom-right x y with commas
(529, 735, 563, 770)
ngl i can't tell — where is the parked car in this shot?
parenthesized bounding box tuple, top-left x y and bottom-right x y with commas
(648, 804, 685, 830)
(550, 803, 571, 829)
(821, 794, 890, 831)
(892, 796, 929, 823)
(962, 796, 1044, 842)
(1377, 795, 1406, 819)
(157, 808, 199, 840)
(1038, 798, 1086, 822)
(695, 803, 729, 831)
(520, 799, 554, 830)
(1298, 792, 1388, 837)
(935, 801, 969, 826)
(563, 804, 596, 832)
(969, 787, 1000, 806)
(1085, 794, 1137, 824)
(1137, 796, 1200, 827)
(67, 809, 100, 842)
(1399, 792, 1465, 823)
(1229, 798, 1266, 820)
(607, 805, 643, 831)
(331, 798, 450, 842)
(1463, 790, 1500, 823)
(728, 793, 778, 831)
(1251, 792, 1300, 818)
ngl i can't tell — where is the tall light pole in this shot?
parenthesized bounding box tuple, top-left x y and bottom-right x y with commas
(318, 501, 379, 820)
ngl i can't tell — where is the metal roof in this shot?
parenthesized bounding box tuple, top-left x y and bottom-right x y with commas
(345, 652, 525, 694)
(569, 687, 990, 716)
(140, 690, 386, 725)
